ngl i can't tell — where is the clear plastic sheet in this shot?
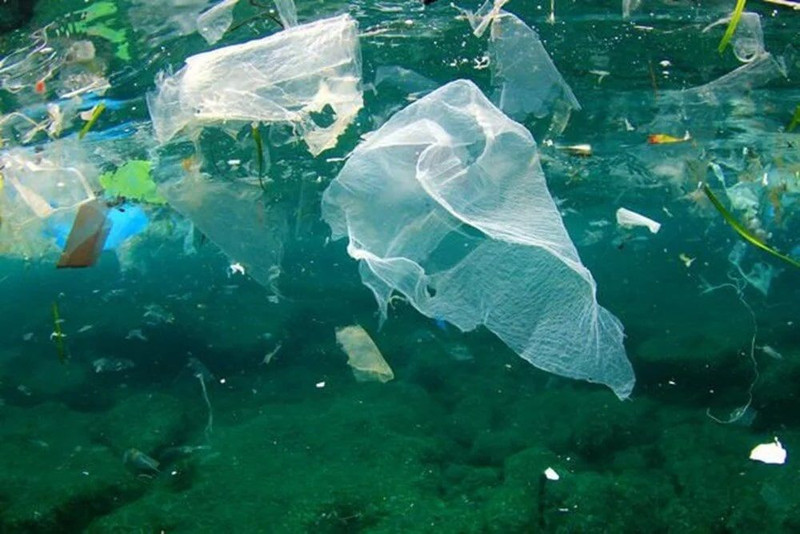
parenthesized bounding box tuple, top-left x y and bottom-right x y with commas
(147, 14, 362, 155)
(322, 80, 634, 398)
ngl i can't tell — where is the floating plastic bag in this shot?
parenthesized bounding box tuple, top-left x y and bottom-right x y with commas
(488, 12, 580, 124)
(147, 14, 362, 155)
(154, 157, 285, 295)
(273, 0, 298, 28)
(197, 0, 239, 44)
(335, 325, 394, 383)
(322, 80, 634, 399)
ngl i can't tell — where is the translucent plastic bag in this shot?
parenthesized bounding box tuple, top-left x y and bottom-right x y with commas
(147, 14, 362, 155)
(489, 11, 580, 123)
(322, 80, 634, 398)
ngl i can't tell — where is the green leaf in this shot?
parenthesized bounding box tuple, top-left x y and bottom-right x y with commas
(99, 160, 166, 205)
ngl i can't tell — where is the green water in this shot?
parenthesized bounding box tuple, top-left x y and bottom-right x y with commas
(0, 0, 799, 532)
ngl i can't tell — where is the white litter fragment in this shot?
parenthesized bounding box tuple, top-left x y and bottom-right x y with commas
(315, 381, 326, 389)
(616, 208, 661, 234)
(228, 262, 246, 276)
(544, 467, 560, 481)
(749, 438, 787, 465)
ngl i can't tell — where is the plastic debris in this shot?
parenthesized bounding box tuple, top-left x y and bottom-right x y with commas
(374, 66, 439, 100)
(759, 345, 783, 360)
(488, 11, 580, 125)
(616, 208, 662, 234)
(197, 0, 239, 44)
(323, 80, 634, 399)
(648, 132, 691, 144)
(679, 253, 695, 268)
(544, 467, 560, 481)
(464, 0, 511, 37)
(622, 0, 642, 19)
(56, 198, 111, 268)
(273, 0, 298, 28)
(147, 14, 362, 155)
(155, 158, 286, 295)
(123, 448, 160, 476)
(749, 438, 787, 465)
(93, 357, 135, 373)
(335, 325, 394, 383)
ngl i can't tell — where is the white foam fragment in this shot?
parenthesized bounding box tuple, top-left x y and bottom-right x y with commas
(750, 438, 787, 465)
(616, 207, 661, 234)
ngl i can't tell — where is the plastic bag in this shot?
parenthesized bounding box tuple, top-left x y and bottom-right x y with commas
(147, 14, 362, 155)
(489, 11, 580, 123)
(322, 80, 634, 399)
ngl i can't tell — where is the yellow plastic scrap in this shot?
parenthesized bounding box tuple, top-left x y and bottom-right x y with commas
(702, 183, 800, 269)
(718, 0, 747, 54)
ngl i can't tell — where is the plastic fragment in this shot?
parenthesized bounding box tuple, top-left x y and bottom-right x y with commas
(273, 0, 298, 28)
(335, 325, 394, 383)
(616, 208, 661, 234)
(749, 438, 787, 465)
(197, 0, 239, 44)
(56, 198, 111, 268)
(489, 11, 580, 123)
(544, 467, 560, 481)
(648, 132, 690, 144)
(147, 14, 362, 156)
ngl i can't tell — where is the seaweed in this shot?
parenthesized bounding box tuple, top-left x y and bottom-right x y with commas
(788, 104, 800, 132)
(78, 102, 106, 140)
(718, 0, 747, 54)
(251, 124, 268, 192)
(51, 301, 69, 364)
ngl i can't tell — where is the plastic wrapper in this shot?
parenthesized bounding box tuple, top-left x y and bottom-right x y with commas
(322, 80, 634, 399)
(0, 142, 98, 259)
(335, 325, 394, 383)
(56, 198, 111, 268)
(147, 14, 362, 155)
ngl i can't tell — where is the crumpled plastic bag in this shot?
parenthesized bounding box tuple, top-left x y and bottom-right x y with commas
(489, 11, 580, 123)
(322, 79, 634, 399)
(147, 14, 362, 155)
